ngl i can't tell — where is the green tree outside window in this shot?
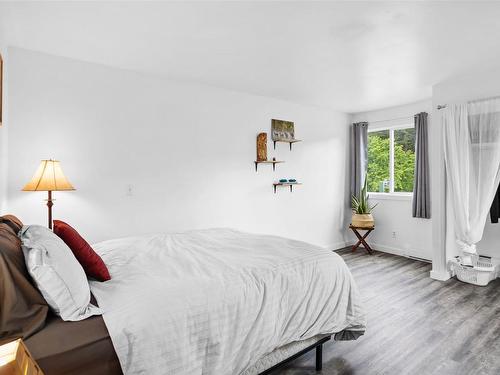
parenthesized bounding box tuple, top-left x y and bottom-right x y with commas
(367, 127, 415, 193)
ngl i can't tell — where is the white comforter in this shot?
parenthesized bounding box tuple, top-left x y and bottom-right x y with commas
(90, 228, 365, 375)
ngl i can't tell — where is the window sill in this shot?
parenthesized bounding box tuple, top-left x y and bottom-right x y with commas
(368, 192, 413, 201)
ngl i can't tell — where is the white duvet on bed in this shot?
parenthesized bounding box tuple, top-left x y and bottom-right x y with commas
(90, 228, 365, 375)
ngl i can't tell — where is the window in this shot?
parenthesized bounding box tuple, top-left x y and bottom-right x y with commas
(367, 126, 415, 193)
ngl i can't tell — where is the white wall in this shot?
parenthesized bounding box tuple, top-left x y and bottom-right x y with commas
(433, 67, 500, 266)
(351, 100, 433, 260)
(0, 43, 7, 213)
(3, 47, 351, 247)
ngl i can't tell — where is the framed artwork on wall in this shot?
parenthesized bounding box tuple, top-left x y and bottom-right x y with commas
(271, 119, 295, 141)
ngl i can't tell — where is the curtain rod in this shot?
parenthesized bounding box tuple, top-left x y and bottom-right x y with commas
(437, 95, 500, 110)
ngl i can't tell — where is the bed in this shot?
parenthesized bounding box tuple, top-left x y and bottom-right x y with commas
(24, 314, 328, 375)
(0, 217, 366, 375)
(24, 314, 121, 375)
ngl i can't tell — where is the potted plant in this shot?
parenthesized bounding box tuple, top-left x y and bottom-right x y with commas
(351, 177, 377, 228)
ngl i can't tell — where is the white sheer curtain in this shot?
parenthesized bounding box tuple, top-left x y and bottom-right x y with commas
(443, 98, 500, 263)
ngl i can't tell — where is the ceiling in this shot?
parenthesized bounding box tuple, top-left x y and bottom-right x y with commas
(1, 1, 500, 113)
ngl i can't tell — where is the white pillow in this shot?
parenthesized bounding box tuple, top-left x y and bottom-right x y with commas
(20, 225, 101, 321)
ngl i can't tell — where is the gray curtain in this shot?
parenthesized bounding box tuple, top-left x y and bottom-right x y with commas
(350, 122, 368, 199)
(412, 112, 430, 218)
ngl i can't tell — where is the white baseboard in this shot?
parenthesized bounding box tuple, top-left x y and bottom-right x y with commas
(341, 241, 432, 262)
(368, 243, 409, 258)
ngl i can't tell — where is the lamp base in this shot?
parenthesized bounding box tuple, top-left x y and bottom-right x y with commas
(46, 191, 53, 230)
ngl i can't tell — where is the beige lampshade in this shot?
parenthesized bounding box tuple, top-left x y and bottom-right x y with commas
(22, 160, 75, 192)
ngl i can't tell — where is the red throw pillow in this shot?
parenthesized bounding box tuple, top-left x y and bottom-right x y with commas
(53, 220, 111, 281)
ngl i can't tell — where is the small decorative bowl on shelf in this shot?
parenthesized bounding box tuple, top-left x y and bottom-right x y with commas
(273, 179, 302, 193)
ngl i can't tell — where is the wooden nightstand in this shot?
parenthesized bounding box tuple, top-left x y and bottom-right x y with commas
(0, 339, 44, 375)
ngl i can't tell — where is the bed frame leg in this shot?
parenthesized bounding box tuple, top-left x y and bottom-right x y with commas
(315, 343, 323, 371)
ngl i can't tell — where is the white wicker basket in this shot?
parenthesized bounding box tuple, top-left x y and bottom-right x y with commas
(449, 256, 496, 286)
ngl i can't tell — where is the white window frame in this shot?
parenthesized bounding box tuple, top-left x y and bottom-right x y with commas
(367, 124, 414, 198)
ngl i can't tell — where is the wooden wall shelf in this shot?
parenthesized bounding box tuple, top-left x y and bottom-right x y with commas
(273, 182, 302, 193)
(255, 160, 284, 172)
(273, 139, 302, 150)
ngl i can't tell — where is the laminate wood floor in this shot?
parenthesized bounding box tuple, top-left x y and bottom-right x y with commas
(277, 248, 500, 375)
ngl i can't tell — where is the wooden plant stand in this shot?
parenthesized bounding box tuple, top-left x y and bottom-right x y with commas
(349, 224, 374, 255)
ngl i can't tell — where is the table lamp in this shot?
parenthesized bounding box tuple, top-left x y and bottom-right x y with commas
(22, 159, 75, 230)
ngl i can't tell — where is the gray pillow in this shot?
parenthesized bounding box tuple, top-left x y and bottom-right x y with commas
(20, 225, 101, 321)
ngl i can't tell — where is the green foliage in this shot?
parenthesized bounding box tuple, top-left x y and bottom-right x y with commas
(367, 134, 390, 192)
(367, 130, 415, 193)
(352, 177, 377, 214)
(394, 128, 415, 152)
(394, 141, 415, 192)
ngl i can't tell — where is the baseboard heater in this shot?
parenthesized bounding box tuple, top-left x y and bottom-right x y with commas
(407, 255, 432, 263)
